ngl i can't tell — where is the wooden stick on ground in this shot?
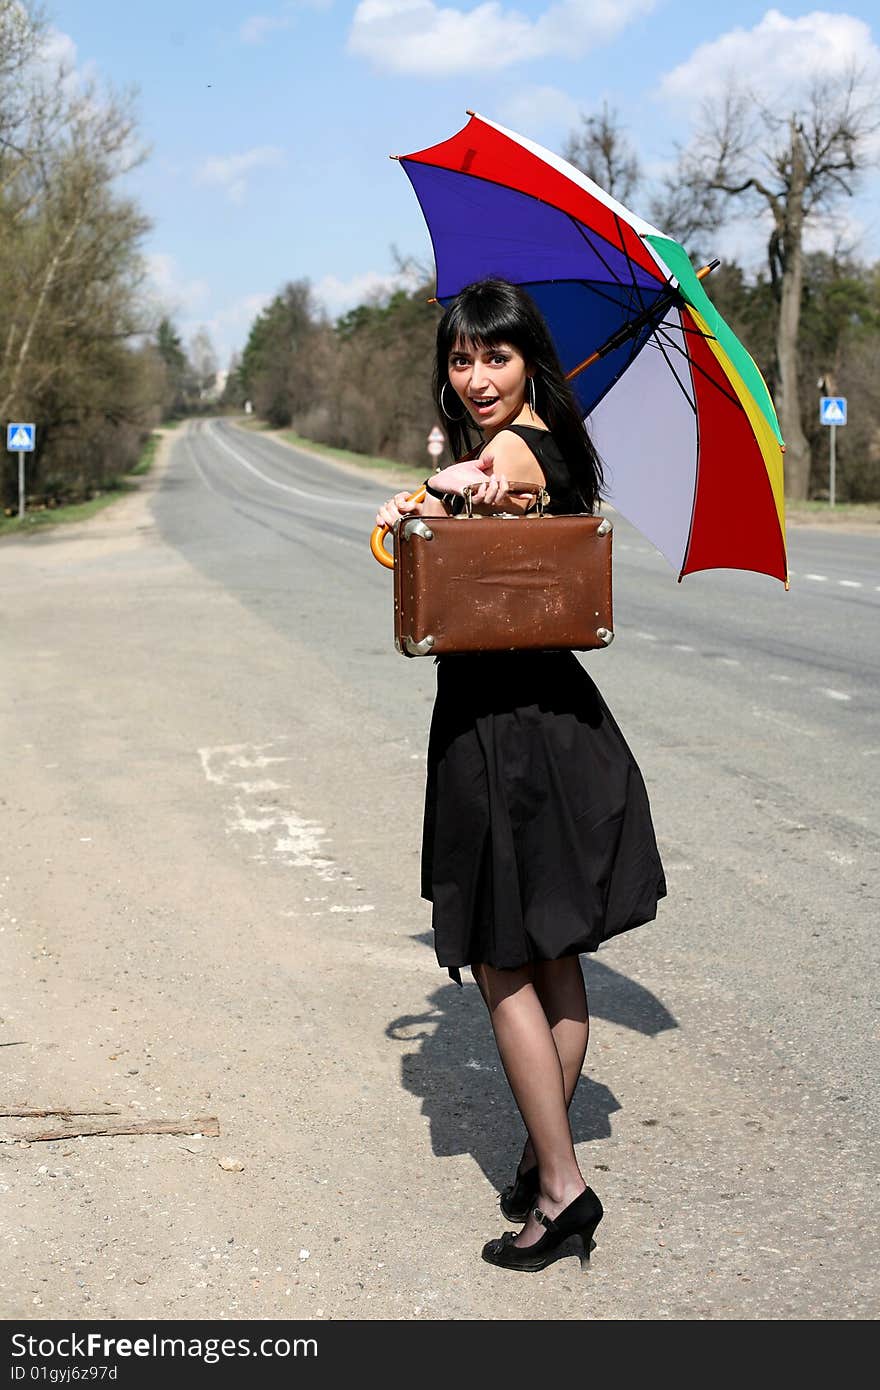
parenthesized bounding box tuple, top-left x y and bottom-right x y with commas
(0, 1108, 122, 1118)
(20, 1116, 220, 1143)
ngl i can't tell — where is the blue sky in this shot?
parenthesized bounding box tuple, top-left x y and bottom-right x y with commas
(49, 2, 880, 364)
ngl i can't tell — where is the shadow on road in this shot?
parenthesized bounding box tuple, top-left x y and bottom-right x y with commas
(386, 955, 677, 1193)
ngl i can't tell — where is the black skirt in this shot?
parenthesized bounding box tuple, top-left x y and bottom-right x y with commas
(421, 651, 666, 983)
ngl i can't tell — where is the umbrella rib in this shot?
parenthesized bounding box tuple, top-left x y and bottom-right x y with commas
(566, 216, 648, 315)
(513, 275, 666, 316)
(612, 213, 655, 317)
(652, 318, 744, 413)
(642, 323, 698, 416)
(579, 321, 657, 418)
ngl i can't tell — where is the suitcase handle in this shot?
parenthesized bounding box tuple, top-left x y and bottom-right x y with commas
(369, 481, 547, 569)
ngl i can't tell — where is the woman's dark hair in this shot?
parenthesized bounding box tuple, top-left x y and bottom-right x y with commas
(433, 278, 604, 512)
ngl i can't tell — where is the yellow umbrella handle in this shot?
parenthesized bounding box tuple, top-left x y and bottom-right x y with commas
(370, 485, 427, 569)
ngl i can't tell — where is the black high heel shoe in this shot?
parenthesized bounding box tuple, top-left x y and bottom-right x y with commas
(482, 1187, 604, 1273)
(499, 1164, 540, 1222)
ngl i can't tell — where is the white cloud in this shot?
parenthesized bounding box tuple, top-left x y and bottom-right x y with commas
(239, 0, 334, 42)
(659, 9, 880, 107)
(313, 266, 422, 317)
(181, 292, 275, 364)
(25, 25, 100, 109)
(656, 11, 880, 267)
(348, 0, 655, 76)
(144, 253, 210, 316)
(38, 25, 80, 75)
(240, 14, 295, 43)
(803, 208, 867, 257)
(23, 26, 142, 173)
(495, 85, 581, 137)
(196, 146, 285, 204)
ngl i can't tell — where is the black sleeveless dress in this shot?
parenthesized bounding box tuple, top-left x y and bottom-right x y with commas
(420, 424, 667, 985)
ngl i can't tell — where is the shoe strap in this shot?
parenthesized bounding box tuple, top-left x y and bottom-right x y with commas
(532, 1206, 556, 1231)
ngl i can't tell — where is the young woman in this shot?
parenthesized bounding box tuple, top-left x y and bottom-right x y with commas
(376, 278, 667, 1272)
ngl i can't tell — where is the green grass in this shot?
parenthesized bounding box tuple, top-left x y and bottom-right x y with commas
(233, 414, 274, 434)
(0, 430, 160, 539)
(230, 414, 419, 475)
(785, 498, 880, 523)
(0, 482, 139, 536)
(278, 428, 420, 477)
(129, 432, 160, 476)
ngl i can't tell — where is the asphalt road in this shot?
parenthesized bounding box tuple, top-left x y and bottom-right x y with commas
(179, 418, 879, 1105)
(1, 418, 877, 1321)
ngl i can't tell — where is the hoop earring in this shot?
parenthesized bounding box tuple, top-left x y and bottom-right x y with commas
(441, 382, 467, 421)
(527, 377, 537, 413)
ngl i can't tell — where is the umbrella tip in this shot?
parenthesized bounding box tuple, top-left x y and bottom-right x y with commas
(466, 108, 475, 116)
(426, 296, 438, 305)
(696, 259, 721, 281)
(389, 153, 401, 160)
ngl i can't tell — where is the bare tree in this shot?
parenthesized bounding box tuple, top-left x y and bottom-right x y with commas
(188, 327, 218, 398)
(562, 102, 641, 203)
(668, 71, 879, 499)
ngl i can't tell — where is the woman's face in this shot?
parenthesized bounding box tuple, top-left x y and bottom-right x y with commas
(447, 338, 530, 432)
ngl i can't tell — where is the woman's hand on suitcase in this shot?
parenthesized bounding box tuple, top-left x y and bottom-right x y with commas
(428, 453, 511, 506)
(466, 451, 512, 507)
(376, 490, 422, 529)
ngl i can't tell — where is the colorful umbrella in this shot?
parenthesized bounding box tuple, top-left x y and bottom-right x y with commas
(394, 111, 788, 586)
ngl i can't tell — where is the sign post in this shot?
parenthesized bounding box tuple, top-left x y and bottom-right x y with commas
(819, 397, 846, 508)
(427, 425, 445, 462)
(6, 423, 36, 518)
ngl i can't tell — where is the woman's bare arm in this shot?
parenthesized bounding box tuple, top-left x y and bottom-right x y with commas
(467, 429, 546, 515)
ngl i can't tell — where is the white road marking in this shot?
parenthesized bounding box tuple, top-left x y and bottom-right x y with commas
(751, 706, 818, 737)
(715, 656, 741, 666)
(819, 689, 851, 702)
(205, 424, 370, 509)
(199, 744, 290, 786)
(802, 573, 874, 590)
(198, 740, 354, 884)
(188, 433, 365, 555)
(633, 630, 657, 641)
(328, 904, 375, 914)
(673, 643, 694, 652)
(826, 850, 855, 865)
(767, 673, 793, 682)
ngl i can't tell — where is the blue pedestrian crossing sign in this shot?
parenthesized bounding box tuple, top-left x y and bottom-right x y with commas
(7, 422, 35, 451)
(820, 397, 847, 426)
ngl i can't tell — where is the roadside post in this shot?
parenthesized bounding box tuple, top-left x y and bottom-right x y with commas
(427, 425, 445, 464)
(819, 396, 846, 508)
(6, 422, 36, 518)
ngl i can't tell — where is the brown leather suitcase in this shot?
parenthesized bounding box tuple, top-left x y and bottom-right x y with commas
(393, 511, 614, 657)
